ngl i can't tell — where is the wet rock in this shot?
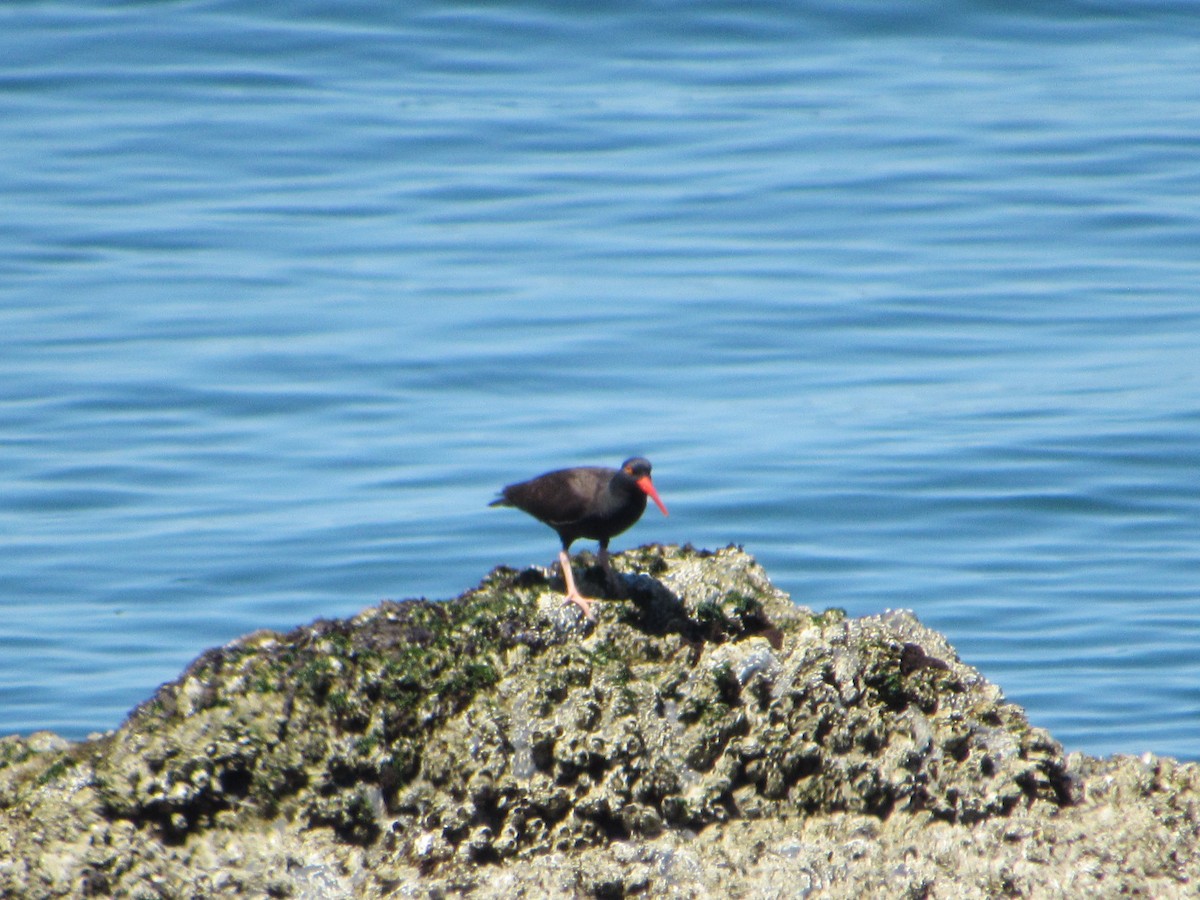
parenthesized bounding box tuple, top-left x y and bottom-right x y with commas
(1, 544, 1198, 898)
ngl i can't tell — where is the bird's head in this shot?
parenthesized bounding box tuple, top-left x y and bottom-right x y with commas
(622, 457, 668, 516)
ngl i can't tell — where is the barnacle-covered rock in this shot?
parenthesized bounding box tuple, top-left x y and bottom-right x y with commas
(1, 545, 1197, 898)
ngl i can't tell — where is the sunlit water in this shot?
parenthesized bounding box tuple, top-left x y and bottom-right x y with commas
(3, 2, 1199, 759)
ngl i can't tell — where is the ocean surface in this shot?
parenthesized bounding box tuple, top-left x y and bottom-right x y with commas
(3, 1, 1199, 761)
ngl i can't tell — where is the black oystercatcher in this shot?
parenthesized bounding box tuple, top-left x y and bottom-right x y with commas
(489, 457, 669, 618)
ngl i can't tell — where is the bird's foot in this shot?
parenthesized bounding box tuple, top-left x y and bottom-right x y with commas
(565, 591, 595, 620)
(557, 550, 596, 620)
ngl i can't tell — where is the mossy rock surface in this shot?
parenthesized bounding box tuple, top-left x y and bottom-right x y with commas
(2, 544, 1198, 898)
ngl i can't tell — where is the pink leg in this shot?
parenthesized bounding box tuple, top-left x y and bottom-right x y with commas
(558, 549, 595, 619)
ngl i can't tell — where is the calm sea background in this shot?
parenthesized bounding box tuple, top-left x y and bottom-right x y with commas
(2, 1, 1199, 760)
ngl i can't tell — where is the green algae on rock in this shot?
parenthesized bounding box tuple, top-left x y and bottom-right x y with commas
(1, 544, 1198, 899)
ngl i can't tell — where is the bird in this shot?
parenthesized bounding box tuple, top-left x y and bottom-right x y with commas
(489, 457, 669, 618)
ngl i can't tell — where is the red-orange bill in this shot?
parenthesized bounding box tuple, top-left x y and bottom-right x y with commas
(636, 476, 669, 516)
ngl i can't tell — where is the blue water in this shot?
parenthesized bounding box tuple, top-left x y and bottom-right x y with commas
(3, 2, 1199, 760)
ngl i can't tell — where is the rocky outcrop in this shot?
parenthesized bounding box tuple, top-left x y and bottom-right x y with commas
(1, 544, 1197, 898)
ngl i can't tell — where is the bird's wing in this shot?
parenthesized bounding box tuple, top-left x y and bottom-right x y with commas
(504, 466, 608, 526)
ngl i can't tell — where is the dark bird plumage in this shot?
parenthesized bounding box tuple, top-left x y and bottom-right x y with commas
(490, 457, 668, 617)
